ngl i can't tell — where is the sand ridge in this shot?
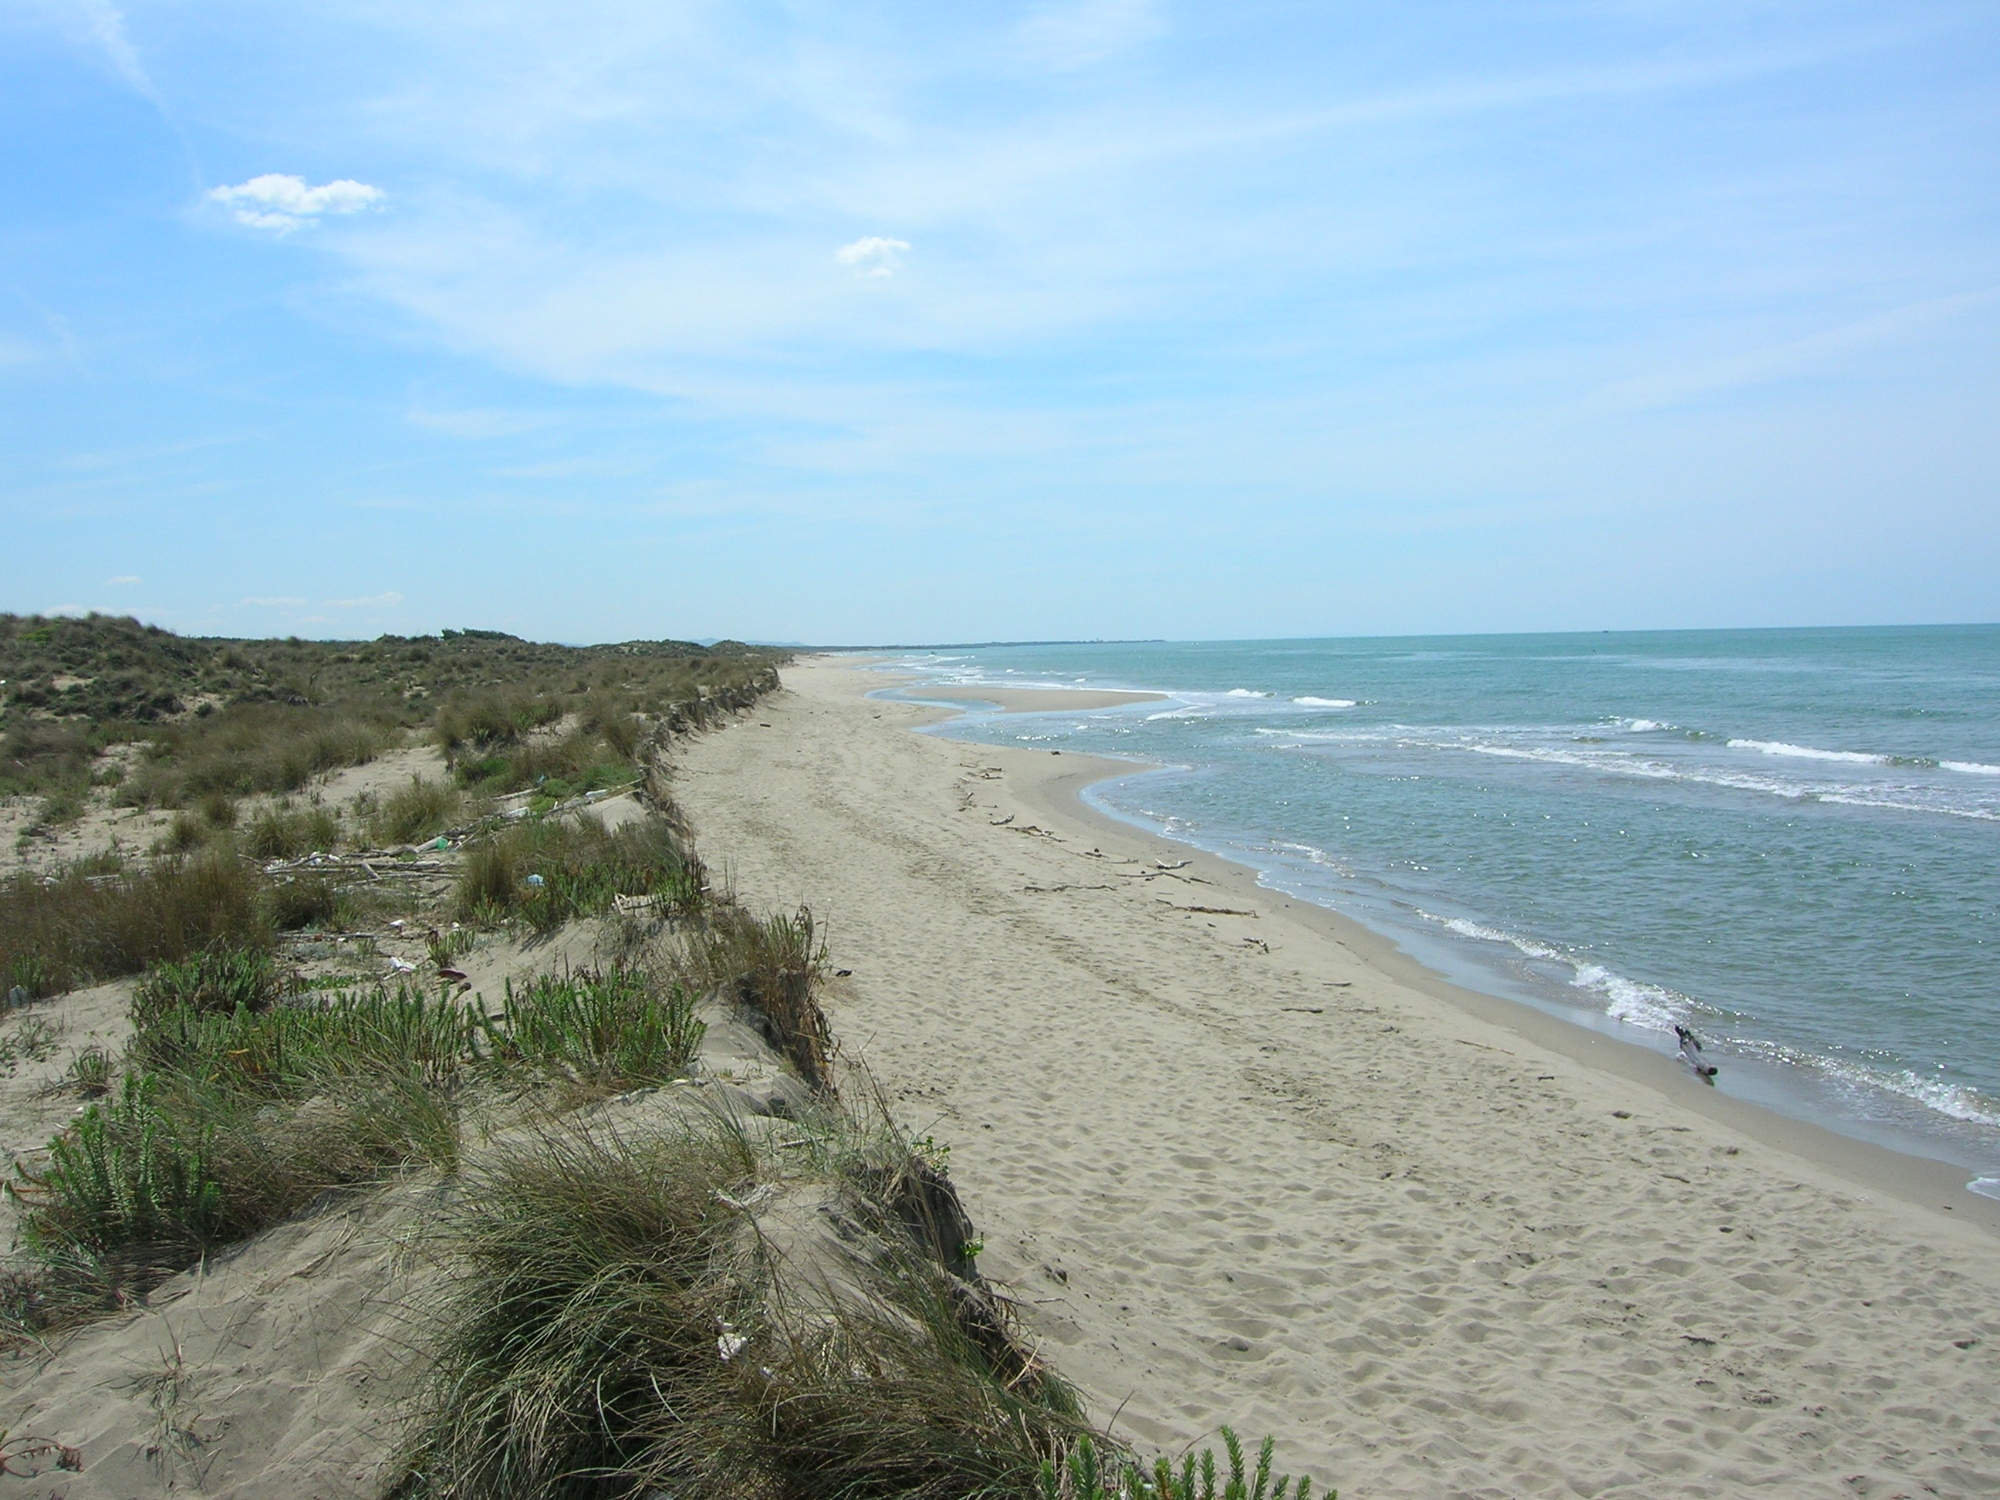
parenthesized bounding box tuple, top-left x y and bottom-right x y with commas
(672, 658, 2000, 1500)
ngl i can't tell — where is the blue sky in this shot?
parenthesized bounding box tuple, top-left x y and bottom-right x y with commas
(2, 1, 1997, 645)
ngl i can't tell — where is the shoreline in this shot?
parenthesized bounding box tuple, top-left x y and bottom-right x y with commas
(869, 666, 2000, 1230)
(1034, 754, 2000, 1235)
(674, 656, 2000, 1495)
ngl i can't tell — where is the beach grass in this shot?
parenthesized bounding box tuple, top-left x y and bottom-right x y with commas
(480, 963, 705, 1095)
(691, 904, 836, 1092)
(370, 775, 464, 846)
(455, 813, 705, 933)
(0, 850, 270, 998)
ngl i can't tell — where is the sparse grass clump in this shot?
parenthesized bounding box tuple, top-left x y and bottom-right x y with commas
(456, 814, 704, 933)
(0, 1013, 62, 1076)
(691, 905, 834, 1092)
(369, 776, 463, 846)
(244, 801, 343, 859)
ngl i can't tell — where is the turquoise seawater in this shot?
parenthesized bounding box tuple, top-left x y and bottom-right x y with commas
(873, 627, 2000, 1182)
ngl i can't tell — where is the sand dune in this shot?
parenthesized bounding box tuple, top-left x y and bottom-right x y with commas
(674, 658, 2000, 1499)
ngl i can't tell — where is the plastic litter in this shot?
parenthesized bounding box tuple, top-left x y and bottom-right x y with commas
(525, 873, 545, 888)
(5, 985, 29, 1009)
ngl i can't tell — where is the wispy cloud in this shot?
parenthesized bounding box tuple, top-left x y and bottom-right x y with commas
(835, 236, 911, 279)
(209, 175, 385, 233)
(105, 574, 140, 585)
(72, 0, 165, 108)
(326, 590, 403, 608)
(406, 406, 548, 440)
(1015, 0, 1162, 70)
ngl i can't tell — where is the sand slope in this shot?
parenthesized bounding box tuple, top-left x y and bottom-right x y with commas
(673, 660, 2000, 1499)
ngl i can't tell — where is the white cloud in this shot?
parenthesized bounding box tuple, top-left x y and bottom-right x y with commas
(208, 174, 385, 233)
(327, 590, 403, 608)
(105, 574, 140, 585)
(835, 236, 911, 278)
(241, 596, 306, 607)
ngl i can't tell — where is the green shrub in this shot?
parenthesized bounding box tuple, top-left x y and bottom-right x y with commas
(132, 946, 287, 1025)
(483, 965, 704, 1094)
(14, 984, 472, 1287)
(132, 984, 479, 1095)
(16, 1073, 226, 1267)
(119, 703, 398, 808)
(34, 785, 87, 829)
(1040, 1431, 1329, 1500)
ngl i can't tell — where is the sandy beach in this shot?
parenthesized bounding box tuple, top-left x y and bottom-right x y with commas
(674, 657, 2000, 1499)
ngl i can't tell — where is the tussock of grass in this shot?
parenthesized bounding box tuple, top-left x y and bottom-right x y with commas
(456, 814, 704, 933)
(692, 905, 835, 1092)
(244, 802, 343, 859)
(483, 964, 704, 1095)
(398, 1124, 757, 1500)
(263, 873, 340, 931)
(372, 776, 463, 846)
(397, 1114, 1089, 1500)
(0, 852, 269, 998)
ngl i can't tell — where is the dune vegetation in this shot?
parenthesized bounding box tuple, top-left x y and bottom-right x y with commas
(0, 620, 1332, 1499)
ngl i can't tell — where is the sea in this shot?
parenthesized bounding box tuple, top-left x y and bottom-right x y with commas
(867, 626, 2000, 1192)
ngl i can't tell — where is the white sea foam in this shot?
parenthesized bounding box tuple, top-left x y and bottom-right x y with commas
(1294, 696, 1357, 708)
(1572, 964, 1685, 1032)
(1971, 1178, 2000, 1201)
(1810, 1058, 2000, 1128)
(1226, 688, 1273, 698)
(1419, 911, 1686, 1033)
(1728, 738, 1889, 765)
(1625, 719, 1669, 733)
(1943, 760, 2000, 776)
